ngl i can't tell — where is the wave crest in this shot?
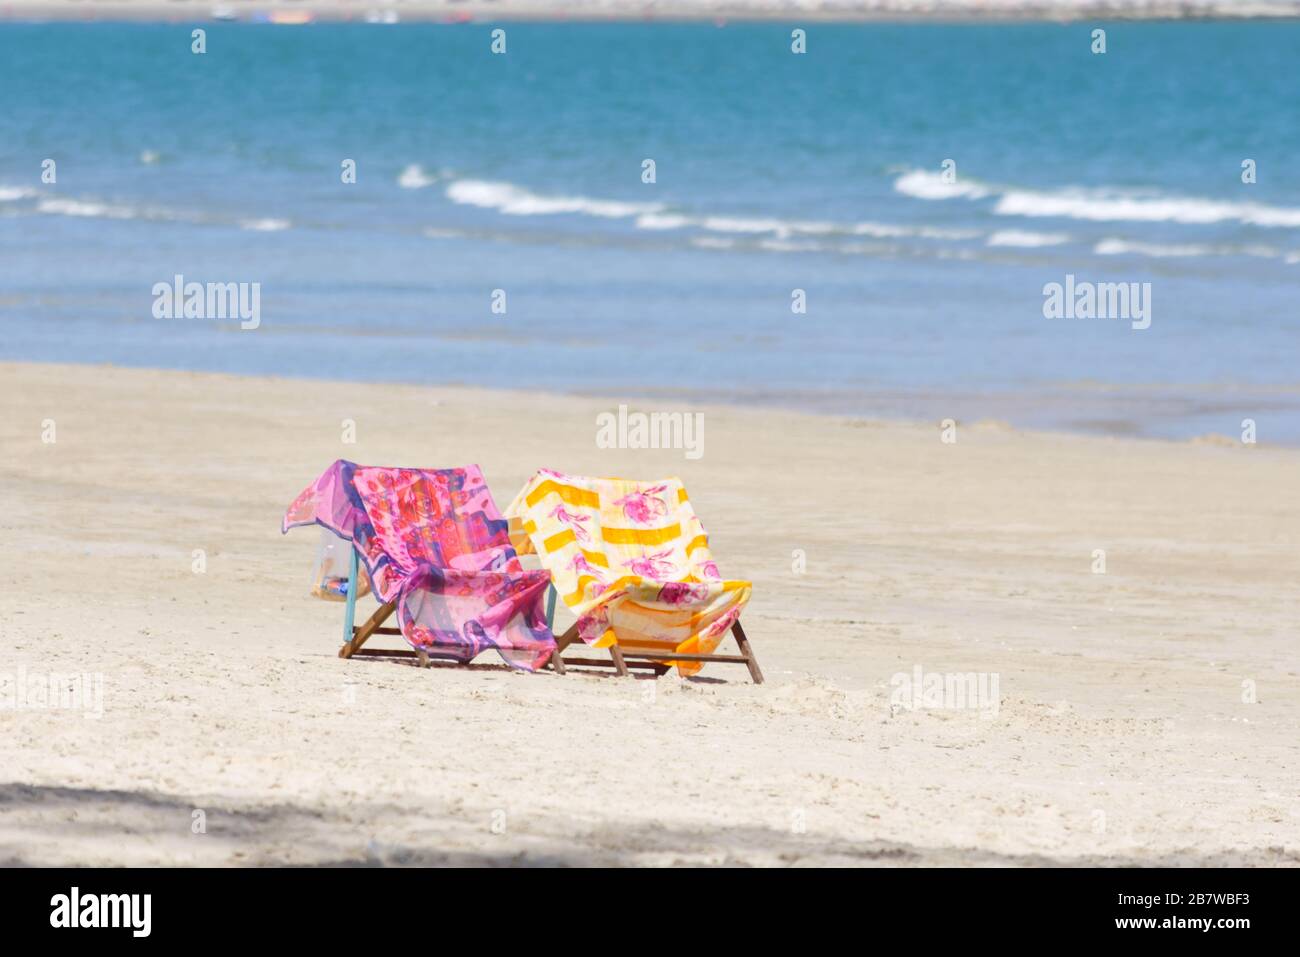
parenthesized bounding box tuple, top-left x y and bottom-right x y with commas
(893, 168, 1300, 229)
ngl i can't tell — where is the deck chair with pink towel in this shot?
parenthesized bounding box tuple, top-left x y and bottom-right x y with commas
(282, 460, 555, 671)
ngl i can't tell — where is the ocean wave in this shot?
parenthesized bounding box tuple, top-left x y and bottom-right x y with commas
(240, 218, 291, 232)
(437, 170, 1292, 263)
(690, 236, 736, 250)
(634, 212, 693, 230)
(398, 164, 439, 189)
(758, 238, 824, 253)
(1095, 238, 1283, 259)
(850, 221, 910, 238)
(997, 190, 1300, 228)
(693, 216, 975, 242)
(986, 229, 1070, 247)
(444, 176, 981, 244)
(893, 168, 1300, 229)
(852, 221, 957, 239)
(0, 186, 36, 202)
(34, 195, 212, 226)
(444, 177, 973, 247)
(699, 215, 802, 235)
(689, 233, 962, 263)
(25, 190, 291, 233)
(37, 197, 140, 220)
(445, 178, 663, 218)
(643, 210, 916, 239)
(893, 169, 993, 201)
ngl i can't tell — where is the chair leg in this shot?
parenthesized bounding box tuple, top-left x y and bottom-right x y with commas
(545, 583, 557, 630)
(339, 600, 396, 658)
(550, 623, 579, 674)
(608, 643, 629, 677)
(342, 545, 360, 648)
(732, 620, 764, 685)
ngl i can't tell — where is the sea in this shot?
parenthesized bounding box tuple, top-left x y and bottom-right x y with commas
(1, 20, 1298, 441)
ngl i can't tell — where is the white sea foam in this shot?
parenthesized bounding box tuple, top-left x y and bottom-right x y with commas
(690, 236, 736, 250)
(0, 186, 35, 202)
(851, 221, 912, 238)
(987, 229, 1069, 247)
(37, 198, 139, 219)
(692, 212, 970, 242)
(33, 192, 288, 233)
(442, 172, 1300, 264)
(446, 178, 662, 218)
(634, 212, 692, 230)
(139, 150, 161, 165)
(36, 195, 193, 223)
(444, 175, 984, 246)
(854, 221, 981, 241)
(1095, 238, 1282, 259)
(704, 209, 979, 241)
(445, 177, 944, 242)
(840, 241, 908, 258)
(758, 238, 823, 253)
(398, 164, 439, 189)
(240, 218, 291, 232)
(997, 189, 1300, 228)
(700, 215, 794, 235)
(893, 169, 993, 201)
(893, 167, 1300, 229)
(1095, 238, 1210, 257)
(783, 220, 840, 235)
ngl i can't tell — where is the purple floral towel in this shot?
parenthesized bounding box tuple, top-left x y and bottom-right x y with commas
(284, 460, 555, 670)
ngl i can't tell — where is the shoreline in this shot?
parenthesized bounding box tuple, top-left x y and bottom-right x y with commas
(3, 357, 1292, 448)
(3, 2, 1300, 24)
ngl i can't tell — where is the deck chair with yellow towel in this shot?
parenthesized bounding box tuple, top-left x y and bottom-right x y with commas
(505, 469, 763, 683)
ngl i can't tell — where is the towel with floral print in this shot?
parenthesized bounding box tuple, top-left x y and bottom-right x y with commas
(284, 460, 554, 670)
(505, 469, 750, 676)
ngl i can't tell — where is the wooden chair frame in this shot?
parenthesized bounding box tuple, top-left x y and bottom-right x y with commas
(337, 547, 436, 666)
(540, 583, 764, 684)
(336, 548, 763, 683)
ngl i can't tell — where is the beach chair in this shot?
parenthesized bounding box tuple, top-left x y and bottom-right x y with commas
(505, 469, 762, 683)
(282, 460, 555, 671)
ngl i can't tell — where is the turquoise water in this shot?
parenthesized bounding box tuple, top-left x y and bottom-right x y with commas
(1, 21, 1298, 440)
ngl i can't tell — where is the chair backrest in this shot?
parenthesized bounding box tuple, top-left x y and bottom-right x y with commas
(282, 458, 367, 540)
(351, 464, 519, 576)
(507, 469, 724, 609)
(284, 460, 522, 603)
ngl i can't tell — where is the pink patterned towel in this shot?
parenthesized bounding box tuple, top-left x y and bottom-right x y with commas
(284, 460, 554, 671)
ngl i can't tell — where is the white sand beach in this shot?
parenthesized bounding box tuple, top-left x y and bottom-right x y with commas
(1, 361, 1296, 866)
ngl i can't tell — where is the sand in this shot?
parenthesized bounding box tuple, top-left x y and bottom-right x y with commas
(1, 360, 1297, 866)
